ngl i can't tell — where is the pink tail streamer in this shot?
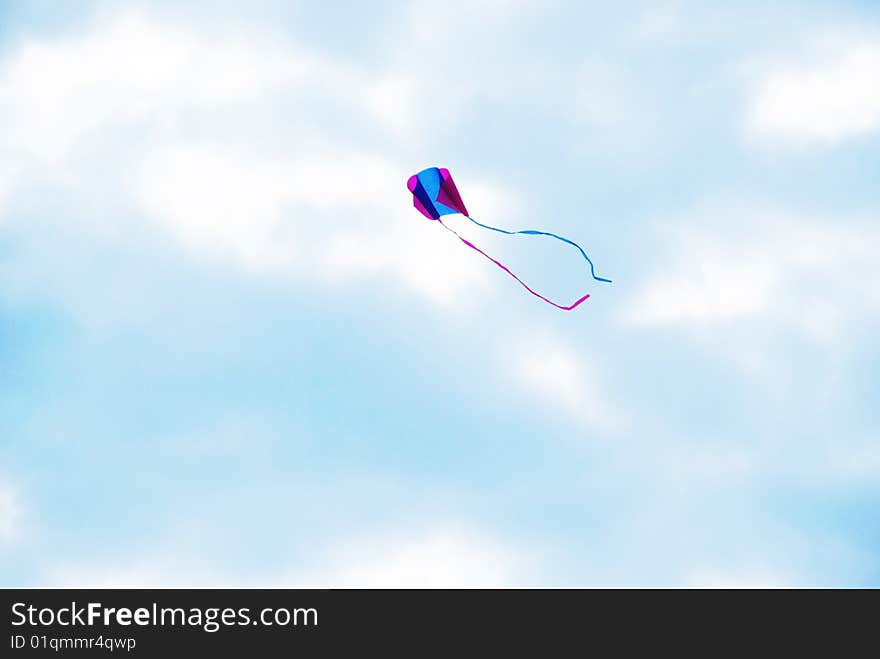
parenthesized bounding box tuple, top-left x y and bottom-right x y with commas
(438, 219, 590, 311)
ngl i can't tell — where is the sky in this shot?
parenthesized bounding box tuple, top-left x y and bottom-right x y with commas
(0, 0, 878, 587)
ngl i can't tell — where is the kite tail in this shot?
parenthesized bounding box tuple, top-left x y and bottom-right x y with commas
(464, 216, 612, 284)
(438, 220, 590, 311)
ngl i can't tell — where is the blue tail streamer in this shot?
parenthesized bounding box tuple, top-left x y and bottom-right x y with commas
(464, 216, 612, 284)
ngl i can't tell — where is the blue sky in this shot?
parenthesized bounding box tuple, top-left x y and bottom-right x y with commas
(0, 0, 878, 587)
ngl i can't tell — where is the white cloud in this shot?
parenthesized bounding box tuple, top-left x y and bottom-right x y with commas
(649, 443, 757, 488)
(623, 210, 879, 342)
(46, 564, 171, 589)
(0, 481, 22, 546)
(133, 144, 399, 272)
(321, 179, 514, 307)
(290, 526, 525, 588)
(135, 145, 302, 272)
(0, 10, 499, 308)
(0, 172, 13, 219)
(389, 0, 542, 134)
(134, 141, 508, 305)
(44, 521, 238, 587)
(46, 525, 526, 588)
(814, 440, 880, 483)
(508, 334, 620, 432)
(687, 567, 793, 589)
(683, 524, 873, 588)
(0, 12, 412, 165)
(321, 215, 494, 308)
(0, 8, 417, 200)
(0, 15, 299, 165)
(572, 59, 669, 163)
(748, 37, 880, 145)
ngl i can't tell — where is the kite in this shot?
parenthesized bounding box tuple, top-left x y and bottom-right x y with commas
(406, 166, 611, 311)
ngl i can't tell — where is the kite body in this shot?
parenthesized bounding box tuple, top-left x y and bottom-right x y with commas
(406, 166, 611, 311)
(407, 167, 468, 220)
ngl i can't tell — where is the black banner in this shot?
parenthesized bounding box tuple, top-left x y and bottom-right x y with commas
(1, 588, 870, 655)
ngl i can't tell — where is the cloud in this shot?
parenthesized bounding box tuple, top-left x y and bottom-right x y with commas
(747, 36, 880, 145)
(290, 526, 526, 588)
(0, 481, 22, 547)
(321, 215, 494, 307)
(508, 334, 620, 432)
(0, 9, 500, 308)
(572, 59, 670, 163)
(133, 143, 398, 272)
(133, 141, 509, 305)
(0, 11, 412, 165)
(623, 208, 880, 342)
(0, 171, 13, 218)
(321, 179, 516, 307)
(0, 14, 299, 165)
(46, 563, 171, 589)
(686, 567, 794, 588)
(45, 524, 527, 588)
(812, 440, 880, 484)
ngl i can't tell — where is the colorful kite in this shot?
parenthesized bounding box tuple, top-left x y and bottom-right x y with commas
(406, 166, 611, 311)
